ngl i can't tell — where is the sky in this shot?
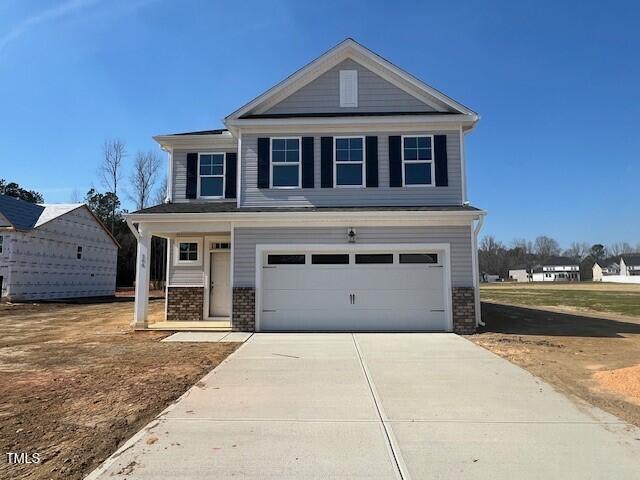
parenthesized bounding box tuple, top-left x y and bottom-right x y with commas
(1, 0, 639, 248)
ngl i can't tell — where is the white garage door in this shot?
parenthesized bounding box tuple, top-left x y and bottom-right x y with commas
(260, 250, 448, 331)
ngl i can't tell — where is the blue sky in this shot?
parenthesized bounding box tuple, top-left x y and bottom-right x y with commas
(1, 0, 638, 248)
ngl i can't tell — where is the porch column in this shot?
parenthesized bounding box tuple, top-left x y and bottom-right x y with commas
(133, 226, 152, 329)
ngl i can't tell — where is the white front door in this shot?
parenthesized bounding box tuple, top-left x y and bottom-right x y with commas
(209, 252, 231, 317)
(260, 250, 448, 331)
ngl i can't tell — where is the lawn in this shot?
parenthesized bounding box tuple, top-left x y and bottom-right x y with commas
(0, 299, 239, 480)
(480, 282, 640, 318)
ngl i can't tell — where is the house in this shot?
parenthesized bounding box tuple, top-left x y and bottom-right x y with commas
(508, 268, 531, 283)
(593, 254, 640, 283)
(125, 39, 485, 334)
(592, 257, 620, 281)
(0, 195, 118, 301)
(620, 254, 640, 276)
(509, 257, 581, 282)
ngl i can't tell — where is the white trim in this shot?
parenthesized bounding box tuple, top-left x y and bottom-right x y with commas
(236, 133, 242, 207)
(269, 137, 302, 189)
(472, 216, 485, 326)
(254, 242, 452, 333)
(197, 152, 226, 199)
(173, 237, 203, 266)
(227, 114, 474, 129)
(333, 135, 366, 188)
(401, 134, 435, 188)
(459, 125, 467, 204)
(164, 145, 174, 202)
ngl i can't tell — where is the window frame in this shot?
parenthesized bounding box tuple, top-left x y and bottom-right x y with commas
(197, 152, 226, 199)
(401, 135, 435, 188)
(173, 237, 203, 266)
(270, 137, 302, 189)
(333, 135, 366, 188)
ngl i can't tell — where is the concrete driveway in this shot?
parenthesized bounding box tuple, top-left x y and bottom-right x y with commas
(88, 334, 640, 479)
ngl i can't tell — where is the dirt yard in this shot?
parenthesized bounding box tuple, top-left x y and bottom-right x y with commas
(471, 301, 640, 428)
(0, 300, 239, 480)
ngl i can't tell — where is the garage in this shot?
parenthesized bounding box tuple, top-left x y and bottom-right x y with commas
(257, 246, 451, 332)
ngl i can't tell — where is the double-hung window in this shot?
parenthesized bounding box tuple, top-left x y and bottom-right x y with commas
(271, 138, 301, 188)
(199, 153, 225, 198)
(334, 137, 365, 187)
(402, 136, 434, 186)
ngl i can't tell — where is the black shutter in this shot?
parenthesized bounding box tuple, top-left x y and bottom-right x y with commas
(301, 137, 314, 188)
(320, 136, 333, 188)
(365, 136, 378, 187)
(388, 136, 402, 187)
(434, 135, 448, 187)
(186, 153, 198, 198)
(257, 137, 270, 189)
(225, 152, 237, 199)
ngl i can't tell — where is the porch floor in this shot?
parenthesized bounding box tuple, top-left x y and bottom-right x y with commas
(145, 320, 232, 332)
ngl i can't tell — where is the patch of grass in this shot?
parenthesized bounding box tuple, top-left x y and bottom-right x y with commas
(481, 286, 640, 317)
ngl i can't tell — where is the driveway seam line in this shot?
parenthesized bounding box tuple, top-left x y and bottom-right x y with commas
(351, 334, 410, 480)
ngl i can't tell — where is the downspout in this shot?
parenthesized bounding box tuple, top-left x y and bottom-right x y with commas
(472, 215, 485, 327)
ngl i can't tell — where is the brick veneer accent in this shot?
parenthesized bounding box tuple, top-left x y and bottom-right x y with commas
(452, 287, 476, 334)
(166, 287, 204, 321)
(232, 287, 255, 331)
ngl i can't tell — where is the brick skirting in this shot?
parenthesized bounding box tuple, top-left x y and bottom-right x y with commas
(232, 287, 255, 331)
(166, 287, 204, 321)
(452, 286, 476, 334)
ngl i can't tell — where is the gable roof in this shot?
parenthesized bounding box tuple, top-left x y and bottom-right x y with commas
(0, 195, 119, 247)
(0, 194, 45, 230)
(621, 253, 640, 267)
(225, 38, 477, 123)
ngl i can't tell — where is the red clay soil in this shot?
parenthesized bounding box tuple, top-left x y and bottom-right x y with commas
(0, 300, 238, 480)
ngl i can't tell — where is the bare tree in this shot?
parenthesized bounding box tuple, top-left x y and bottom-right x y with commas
(129, 150, 161, 210)
(153, 176, 168, 206)
(69, 188, 82, 203)
(563, 241, 590, 259)
(99, 138, 127, 232)
(511, 238, 533, 255)
(533, 236, 561, 260)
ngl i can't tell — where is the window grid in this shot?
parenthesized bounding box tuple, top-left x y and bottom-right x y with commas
(179, 242, 198, 262)
(271, 137, 301, 188)
(402, 135, 434, 187)
(198, 153, 225, 198)
(334, 136, 365, 187)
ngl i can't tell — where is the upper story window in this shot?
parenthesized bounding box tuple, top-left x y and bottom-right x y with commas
(334, 137, 365, 187)
(402, 136, 434, 186)
(339, 70, 358, 107)
(76, 245, 83, 260)
(271, 138, 301, 188)
(198, 153, 225, 198)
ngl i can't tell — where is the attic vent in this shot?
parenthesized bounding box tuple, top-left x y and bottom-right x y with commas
(339, 70, 358, 107)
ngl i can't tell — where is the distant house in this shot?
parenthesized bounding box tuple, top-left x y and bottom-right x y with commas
(509, 256, 581, 282)
(620, 254, 640, 276)
(593, 254, 640, 283)
(592, 257, 620, 281)
(0, 195, 118, 301)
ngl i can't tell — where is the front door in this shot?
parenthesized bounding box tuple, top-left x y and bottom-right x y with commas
(209, 251, 231, 317)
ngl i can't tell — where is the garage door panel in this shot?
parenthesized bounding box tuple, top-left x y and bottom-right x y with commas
(260, 249, 449, 332)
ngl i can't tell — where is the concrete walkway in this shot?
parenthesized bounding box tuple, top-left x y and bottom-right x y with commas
(87, 334, 640, 479)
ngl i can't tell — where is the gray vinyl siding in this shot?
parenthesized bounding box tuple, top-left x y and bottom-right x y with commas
(264, 59, 441, 114)
(167, 239, 205, 285)
(172, 148, 237, 203)
(240, 130, 462, 207)
(233, 226, 473, 288)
